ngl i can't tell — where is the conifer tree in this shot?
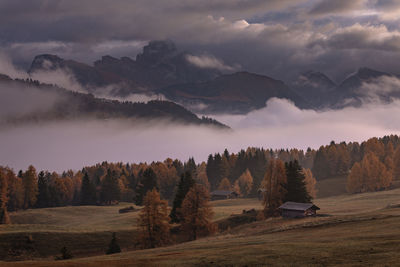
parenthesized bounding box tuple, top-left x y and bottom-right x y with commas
(170, 172, 195, 223)
(138, 189, 171, 248)
(81, 173, 97, 205)
(135, 168, 158, 205)
(56, 246, 73, 260)
(206, 154, 217, 189)
(22, 165, 38, 209)
(184, 157, 196, 176)
(180, 184, 215, 241)
(284, 161, 311, 203)
(101, 169, 121, 204)
(36, 171, 50, 208)
(106, 232, 121, 254)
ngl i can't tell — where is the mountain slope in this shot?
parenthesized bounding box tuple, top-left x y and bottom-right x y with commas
(159, 71, 309, 114)
(292, 71, 336, 108)
(292, 67, 399, 108)
(331, 67, 395, 107)
(0, 75, 228, 128)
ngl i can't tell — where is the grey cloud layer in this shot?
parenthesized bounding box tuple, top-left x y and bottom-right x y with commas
(0, 0, 400, 81)
(309, 0, 366, 15)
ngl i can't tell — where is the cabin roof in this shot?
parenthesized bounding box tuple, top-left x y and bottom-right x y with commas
(210, 190, 236, 196)
(278, 201, 320, 211)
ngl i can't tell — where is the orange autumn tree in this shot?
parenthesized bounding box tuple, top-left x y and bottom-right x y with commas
(261, 159, 287, 217)
(217, 177, 231, 191)
(138, 189, 171, 248)
(0, 168, 11, 224)
(233, 169, 253, 197)
(195, 162, 211, 192)
(347, 152, 392, 193)
(22, 165, 38, 209)
(180, 184, 216, 241)
(393, 147, 400, 180)
(303, 168, 317, 199)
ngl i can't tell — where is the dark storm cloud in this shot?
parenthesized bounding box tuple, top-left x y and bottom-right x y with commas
(310, 24, 400, 52)
(0, 0, 303, 43)
(0, 0, 400, 81)
(309, 0, 366, 16)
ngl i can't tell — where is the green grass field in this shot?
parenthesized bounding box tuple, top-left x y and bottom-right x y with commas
(2, 186, 400, 265)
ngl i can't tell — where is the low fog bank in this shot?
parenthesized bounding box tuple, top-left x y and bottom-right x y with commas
(0, 83, 61, 119)
(1, 98, 400, 172)
(213, 98, 400, 131)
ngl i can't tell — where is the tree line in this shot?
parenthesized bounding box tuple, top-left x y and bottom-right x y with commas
(2, 135, 400, 225)
(312, 135, 400, 193)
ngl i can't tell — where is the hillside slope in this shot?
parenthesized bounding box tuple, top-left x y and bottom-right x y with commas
(0, 75, 228, 128)
(3, 189, 400, 265)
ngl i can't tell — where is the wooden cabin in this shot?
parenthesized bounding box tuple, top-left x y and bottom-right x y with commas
(278, 202, 320, 218)
(210, 190, 239, 201)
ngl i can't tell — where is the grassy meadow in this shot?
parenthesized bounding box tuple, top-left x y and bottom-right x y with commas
(2, 184, 400, 265)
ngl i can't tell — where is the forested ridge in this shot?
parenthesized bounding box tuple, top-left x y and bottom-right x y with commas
(0, 74, 227, 128)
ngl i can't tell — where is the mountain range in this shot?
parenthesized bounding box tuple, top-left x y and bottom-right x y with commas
(27, 40, 400, 114)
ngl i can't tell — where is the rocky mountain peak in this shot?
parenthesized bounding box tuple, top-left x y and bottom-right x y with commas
(297, 70, 336, 88)
(136, 40, 178, 65)
(29, 54, 64, 73)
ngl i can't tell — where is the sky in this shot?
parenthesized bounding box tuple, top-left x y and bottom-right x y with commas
(0, 0, 400, 82)
(1, 0, 400, 172)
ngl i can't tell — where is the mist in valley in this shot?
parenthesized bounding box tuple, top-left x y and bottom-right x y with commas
(1, 97, 400, 172)
(2, 53, 400, 173)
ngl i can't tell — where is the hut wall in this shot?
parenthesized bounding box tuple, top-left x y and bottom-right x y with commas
(282, 209, 305, 218)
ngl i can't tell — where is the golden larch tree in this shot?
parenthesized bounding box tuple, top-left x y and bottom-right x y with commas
(218, 177, 231, 191)
(195, 162, 210, 192)
(346, 153, 392, 193)
(303, 168, 317, 199)
(180, 184, 216, 241)
(393, 147, 400, 180)
(137, 189, 171, 248)
(346, 162, 363, 193)
(234, 169, 253, 197)
(364, 138, 385, 160)
(6, 170, 23, 211)
(261, 159, 287, 217)
(0, 169, 11, 224)
(22, 165, 38, 209)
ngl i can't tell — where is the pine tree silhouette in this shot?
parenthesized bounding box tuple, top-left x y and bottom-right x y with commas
(106, 232, 121, 254)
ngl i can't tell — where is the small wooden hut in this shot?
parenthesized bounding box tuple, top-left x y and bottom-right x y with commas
(210, 190, 239, 201)
(278, 202, 320, 218)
